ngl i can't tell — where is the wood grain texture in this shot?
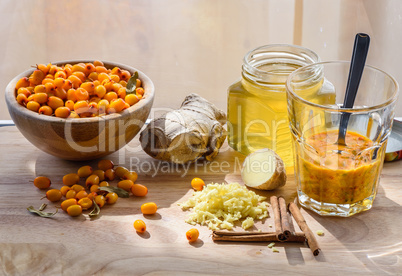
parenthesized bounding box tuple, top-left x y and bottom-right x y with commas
(0, 126, 401, 275)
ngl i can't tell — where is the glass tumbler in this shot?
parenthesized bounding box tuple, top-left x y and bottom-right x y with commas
(286, 61, 399, 217)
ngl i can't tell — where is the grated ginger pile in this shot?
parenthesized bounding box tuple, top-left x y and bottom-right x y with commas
(178, 182, 269, 230)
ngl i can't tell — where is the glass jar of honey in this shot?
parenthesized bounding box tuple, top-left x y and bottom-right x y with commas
(227, 44, 323, 168)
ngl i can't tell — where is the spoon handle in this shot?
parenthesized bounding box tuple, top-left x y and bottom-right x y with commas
(338, 33, 370, 145)
(343, 33, 370, 108)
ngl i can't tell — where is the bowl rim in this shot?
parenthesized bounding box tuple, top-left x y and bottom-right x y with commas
(5, 60, 155, 124)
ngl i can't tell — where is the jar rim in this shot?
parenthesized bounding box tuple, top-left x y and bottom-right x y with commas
(285, 60, 400, 112)
(243, 44, 320, 80)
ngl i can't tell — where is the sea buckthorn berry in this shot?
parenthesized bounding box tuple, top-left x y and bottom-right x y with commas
(94, 85, 107, 98)
(54, 77, 66, 89)
(89, 96, 101, 104)
(67, 89, 77, 102)
(95, 65, 108, 74)
(54, 88, 67, 100)
(103, 81, 114, 92)
(80, 82, 95, 94)
(74, 101, 89, 115)
(67, 204, 82, 217)
(109, 98, 125, 113)
(97, 99, 109, 114)
(99, 181, 109, 187)
(29, 70, 45, 86)
(90, 184, 100, 193)
(42, 78, 54, 86)
(55, 107, 71, 118)
(111, 82, 122, 93)
(65, 189, 77, 199)
(131, 184, 148, 197)
(86, 174, 100, 188)
(46, 189, 62, 202)
(33, 92, 48, 104)
(16, 77, 30, 89)
(63, 66, 72, 77)
(27, 101, 40, 112)
(119, 80, 127, 87)
(105, 192, 118, 204)
(104, 169, 115, 181)
(88, 72, 98, 81)
(63, 79, 73, 90)
(38, 106, 53, 116)
(27, 94, 35, 102)
(45, 73, 54, 80)
(68, 111, 80, 118)
(60, 185, 70, 196)
(77, 166, 93, 178)
(111, 67, 122, 76)
(84, 63, 96, 76)
(134, 219, 146, 233)
(68, 75, 82, 88)
(71, 184, 85, 193)
(191, 178, 205, 191)
(104, 92, 118, 103)
(37, 64, 49, 75)
(136, 87, 144, 96)
(88, 102, 98, 115)
(93, 60, 104, 67)
(124, 101, 130, 110)
(92, 170, 105, 181)
(98, 159, 114, 171)
(54, 70, 67, 79)
(33, 84, 46, 94)
(117, 87, 126, 99)
(136, 78, 142, 87)
(186, 228, 199, 243)
(78, 197, 93, 210)
(115, 166, 129, 179)
(95, 195, 106, 208)
(98, 72, 110, 82)
(65, 100, 75, 111)
(110, 74, 120, 83)
(87, 192, 97, 201)
(33, 176, 51, 189)
(61, 198, 77, 211)
(44, 82, 55, 94)
(75, 87, 89, 101)
(17, 87, 31, 97)
(141, 202, 157, 215)
(123, 171, 138, 183)
(125, 94, 140, 106)
(117, 180, 134, 192)
(75, 190, 89, 200)
(120, 70, 131, 81)
(63, 173, 80, 186)
(47, 96, 64, 110)
(72, 64, 86, 74)
(48, 65, 59, 75)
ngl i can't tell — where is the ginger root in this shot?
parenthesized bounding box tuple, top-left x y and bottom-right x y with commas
(139, 93, 226, 164)
(241, 148, 287, 190)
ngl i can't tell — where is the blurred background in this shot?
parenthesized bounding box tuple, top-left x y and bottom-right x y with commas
(0, 0, 401, 120)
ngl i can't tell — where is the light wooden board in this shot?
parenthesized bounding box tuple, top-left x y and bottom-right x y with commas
(0, 126, 401, 275)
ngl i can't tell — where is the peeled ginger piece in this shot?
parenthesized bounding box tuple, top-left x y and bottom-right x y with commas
(241, 148, 287, 190)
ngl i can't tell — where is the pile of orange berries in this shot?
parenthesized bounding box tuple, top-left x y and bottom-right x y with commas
(33, 159, 149, 217)
(15, 61, 144, 118)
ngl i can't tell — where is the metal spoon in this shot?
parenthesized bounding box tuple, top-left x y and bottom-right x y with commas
(337, 33, 370, 147)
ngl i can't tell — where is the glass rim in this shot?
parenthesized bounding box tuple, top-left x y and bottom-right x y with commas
(243, 44, 320, 77)
(286, 60, 400, 112)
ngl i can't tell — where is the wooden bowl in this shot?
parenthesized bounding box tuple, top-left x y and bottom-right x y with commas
(5, 60, 154, 161)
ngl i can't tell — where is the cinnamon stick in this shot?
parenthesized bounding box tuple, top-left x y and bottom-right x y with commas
(212, 231, 306, 243)
(278, 196, 291, 239)
(270, 196, 286, 241)
(288, 202, 321, 256)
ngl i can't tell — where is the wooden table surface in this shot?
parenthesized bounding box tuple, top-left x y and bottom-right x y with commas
(0, 125, 401, 275)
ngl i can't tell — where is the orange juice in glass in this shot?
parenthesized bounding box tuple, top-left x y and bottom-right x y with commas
(286, 61, 398, 216)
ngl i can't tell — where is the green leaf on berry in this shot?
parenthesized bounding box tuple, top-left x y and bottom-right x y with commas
(126, 71, 138, 95)
(89, 199, 100, 218)
(27, 204, 58, 218)
(99, 186, 130, 198)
